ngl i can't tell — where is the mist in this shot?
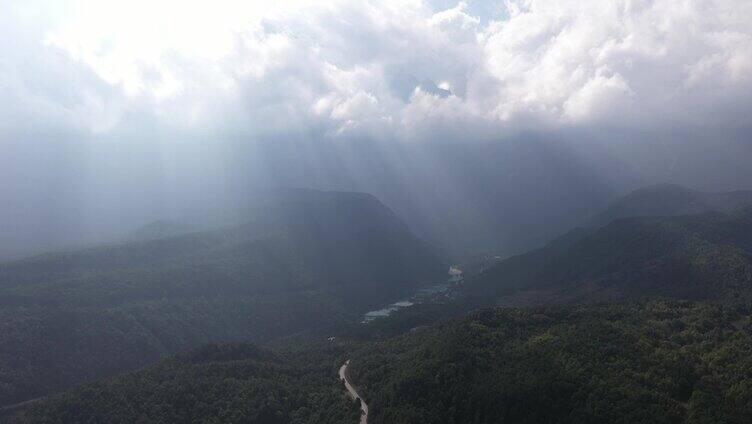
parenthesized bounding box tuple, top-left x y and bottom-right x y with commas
(3, 0, 752, 259)
(3, 129, 752, 260)
(5, 1, 752, 421)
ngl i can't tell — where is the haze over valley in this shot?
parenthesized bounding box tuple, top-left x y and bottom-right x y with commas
(3, 1, 752, 423)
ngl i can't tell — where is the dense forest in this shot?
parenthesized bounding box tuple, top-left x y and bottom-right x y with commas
(350, 301, 752, 424)
(9, 342, 361, 424)
(341, 204, 752, 340)
(14, 300, 752, 423)
(0, 190, 445, 408)
(0, 292, 356, 408)
(5, 0, 752, 420)
(463, 207, 752, 307)
(5, 185, 752, 423)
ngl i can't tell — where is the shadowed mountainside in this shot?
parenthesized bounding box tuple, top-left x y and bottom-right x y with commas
(349, 301, 752, 424)
(465, 206, 752, 307)
(592, 184, 752, 226)
(0, 189, 445, 408)
(8, 342, 361, 424)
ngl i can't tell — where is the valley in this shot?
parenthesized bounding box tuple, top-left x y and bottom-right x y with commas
(339, 360, 368, 424)
(4, 184, 752, 423)
(5, 3, 752, 422)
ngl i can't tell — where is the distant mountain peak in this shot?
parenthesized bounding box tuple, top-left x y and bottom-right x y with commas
(594, 183, 752, 226)
(127, 220, 195, 242)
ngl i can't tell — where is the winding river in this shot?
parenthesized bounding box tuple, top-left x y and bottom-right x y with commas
(339, 360, 368, 424)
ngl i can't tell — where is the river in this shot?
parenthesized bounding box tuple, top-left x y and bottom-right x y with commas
(340, 360, 368, 424)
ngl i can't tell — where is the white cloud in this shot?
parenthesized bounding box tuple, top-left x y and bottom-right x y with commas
(2, 0, 752, 142)
(563, 71, 634, 123)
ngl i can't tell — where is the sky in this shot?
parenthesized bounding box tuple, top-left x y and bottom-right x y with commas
(4, 0, 751, 142)
(2, 0, 752, 259)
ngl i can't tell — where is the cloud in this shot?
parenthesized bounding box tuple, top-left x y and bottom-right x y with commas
(2, 0, 752, 143)
(483, 0, 752, 130)
(562, 71, 634, 123)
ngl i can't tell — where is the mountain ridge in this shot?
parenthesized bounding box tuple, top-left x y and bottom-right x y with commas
(592, 183, 752, 226)
(0, 189, 445, 408)
(464, 205, 752, 308)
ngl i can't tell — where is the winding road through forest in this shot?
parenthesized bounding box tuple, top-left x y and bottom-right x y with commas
(339, 360, 368, 424)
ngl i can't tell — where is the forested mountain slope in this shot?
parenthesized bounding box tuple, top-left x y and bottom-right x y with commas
(0, 189, 445, 408)
(17, 301, 752, 424)
(592, 184, 752, 226)
(9, 343, 360, 424)
(350, 301, 752, 424)
(464, 208, 752, 307)
(0, 189, 443, 307)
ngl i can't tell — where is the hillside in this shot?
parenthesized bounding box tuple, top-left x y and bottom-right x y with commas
(0, 189, 444, 307)
(8, 342, 360, 424)
(349, 301, 752, 424)
(16, 301, 752, 424)
(6, 185, 752, 419)
(593, 184, 752, 226)
(463, 207, 752, 307)
(0, 189, 445, 408)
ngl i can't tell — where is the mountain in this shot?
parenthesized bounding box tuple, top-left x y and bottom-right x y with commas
(0, 189, 444, 307)
(16, 301, 752, 424)
(593, 184, 752, 226)
(127, 220, 196, 242)
(347, 301, 752, 424)
(8, 186, 752, 423)
(462, 207, 752, 308)
(0, 189, 445, 408)
(7, 342, 360, 424)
